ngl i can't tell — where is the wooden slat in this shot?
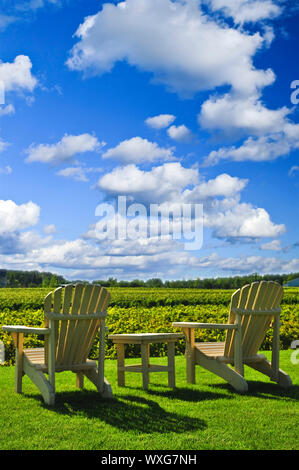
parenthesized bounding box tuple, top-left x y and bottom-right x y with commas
(78, 285, 102, 361)
(44, 291, 52, 325)
(81, 287, 110, 362)
(225, 284, 249, 357)
(263, 282, 279, 309)
(24, 348, 45, 364)
(70, 284, 94, 364)
(195, 342, 225, 357)
(62, 284, 84, 364)
(251, 283, 276, 352)
(82, 317, 102, 362)
(52, 287, 62, 350)
(79, 284, 94, 314)
(96, 287, 111, 313)
(24, 347, 97, 372)
(71, 284, 84, 314)
(238, 282, 264, 355)
(56, 284, 73, 364)
(88, 284, 102, 312)
(44, 291, 52, 364)
(78, 285, 104, 362)
(223, 287, 240, 357)
(244, 282, 278, 357)
(272, 283, 283, 309)
(231, 308, 281, 315)
(240, 282, 261, 356)
(45, 312, 107, 321)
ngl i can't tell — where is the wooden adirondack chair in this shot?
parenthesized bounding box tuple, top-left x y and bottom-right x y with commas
(2, 283, 112, 405)
(173, 281, 292, 392)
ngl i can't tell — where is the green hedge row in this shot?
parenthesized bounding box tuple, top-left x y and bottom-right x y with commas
(1, 303, 298, 365)
(0, 287, 299, 312)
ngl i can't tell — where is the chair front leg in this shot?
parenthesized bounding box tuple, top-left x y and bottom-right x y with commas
(47, 320, 56, 393)
(11, 332, 24, 393)
(271, 314, 280, 381)
(98, 318, 106, 393)
(184, 328, 196, 384)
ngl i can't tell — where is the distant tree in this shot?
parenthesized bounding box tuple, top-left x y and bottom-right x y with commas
(145, 278, 164, 288)
(49, 275, 60, 287)
(5, 270, 68, 288)
(130, 279, 145, 287)
(118, 280, 130, 287)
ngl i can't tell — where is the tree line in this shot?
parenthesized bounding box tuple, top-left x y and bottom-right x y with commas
(2, 270, 67, 288)
(1, 269, 299, 289)
(92, 273, 298, 289)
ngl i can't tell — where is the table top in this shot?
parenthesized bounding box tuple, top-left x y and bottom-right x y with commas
(108, 332, 183, 343)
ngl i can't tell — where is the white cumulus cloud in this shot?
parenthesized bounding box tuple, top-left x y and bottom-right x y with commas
(260, 239, 282, 251)
(66, 0, 272, 97)
(206, 0, 282, 25)
(167, 124, 192, 142)
(97, 162, 198, 203)
(145, 114, 176, 129)
(0, 104, 15, 117)
(25, 133, 104, 165)
(198, 93, 289, 136)
(0, 200, 40, 234)
(0, 55, 37, 94)
(102, 136, 175, 164)
(203, 123, 299, 166)
(96, 162, 284, 240)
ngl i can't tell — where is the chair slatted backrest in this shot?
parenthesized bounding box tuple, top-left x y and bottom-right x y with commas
(224, 281, 283, 360)
(43, 284, 110, 366)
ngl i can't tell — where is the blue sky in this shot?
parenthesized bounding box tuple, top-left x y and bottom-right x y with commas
(0, 0, 299, 281)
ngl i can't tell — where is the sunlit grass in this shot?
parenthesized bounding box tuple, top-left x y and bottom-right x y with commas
(0, 350, 298, 450)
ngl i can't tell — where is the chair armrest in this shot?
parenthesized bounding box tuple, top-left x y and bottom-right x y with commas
(172, 322, 237, 330)
(2, 325, 50, 335)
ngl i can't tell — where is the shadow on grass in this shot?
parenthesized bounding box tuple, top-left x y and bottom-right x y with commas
(143, 375, 299, 401)
(27, 391, 207, 434)
(206, 381, 299, 400)
(22, 379, 298, 435)
(139, 385, 234, 402)
(243, 381, 299, 400)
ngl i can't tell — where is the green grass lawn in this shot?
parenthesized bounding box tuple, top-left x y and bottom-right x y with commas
(0, 350, 298, 451)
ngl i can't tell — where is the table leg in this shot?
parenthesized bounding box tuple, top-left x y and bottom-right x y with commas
(76, 372, 84, 389)
(141, 343, 150, 390)
(167, 341, 176, 389)
(117, 343, 125, 387)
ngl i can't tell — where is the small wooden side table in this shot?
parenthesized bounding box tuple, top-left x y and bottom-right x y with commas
(108, 333, 183, 390)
